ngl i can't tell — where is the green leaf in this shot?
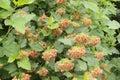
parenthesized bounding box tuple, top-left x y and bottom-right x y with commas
(5, 13, 35, 34)
(106, 20, 120, 29)
(65, 25, 74, 34)
(63, 72, 73, 78)
(8, 54, 17, 63)
(58, 38, 74, 46)
(29, 41, 43, 51)
(75, 60, 87, 71)
(0, 47, 4, 57)
(3, 42, 20, 57)
(48, 23, 59, 29)
(17, 57, 31, 70)
(0, 0, 11, 10)
(0, 24, 3, 29)
(54, 41, 64, 53)
(48, 16, 54, 25)
(82, 1, 99, 12)
(4, 63, 17, 73)
(0, 9, 14, 19)
(51, 76, 60, 80)
(41, 29, 52, 36)
(13, 0, 35, 7)
(117, 34, 120, 43)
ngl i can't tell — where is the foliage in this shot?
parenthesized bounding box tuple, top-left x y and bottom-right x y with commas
(0, 0, 120, 80)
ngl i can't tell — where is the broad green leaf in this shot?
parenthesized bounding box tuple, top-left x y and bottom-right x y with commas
(106, 20, 120, 29)
(117, 34, 120, 43)
(0, 0, 11, 10)
(0, 9, 14, 19)
(5, 13, 35, 34)
(4, 63, 17, 73)
(13, 0, 35, 7)
(75, 60, 87, 71)
(48, 16, 54, 25)
(3, 42, 20, 57)
(0, 24, 3, 29)
(54, 41, 64, 53)
(0, 47, 4, 57)
(58, 38, 74, 46)
(41, 29, 52, 36)
(17, 57, 31, 70)
(63, 72, 73, 78)
(47, 23, 59, 29)
(51, 76, 60, 80)
(29, 41, 43, 51)
(8, 54, 17, 63)
(65, 25, 74, 34)
(82, 1, 99, 12)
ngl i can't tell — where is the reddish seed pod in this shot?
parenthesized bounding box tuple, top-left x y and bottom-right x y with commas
(95, 52, 104, 60)
(73, 12, 82, 20)
(56, 8, 65, 15)
(37, 67, 48, 77)
(59, 19, 71, 28)
(57, 59, 74, 72)
(88, 36, 100, 46)
(91, 68, 103, 77)
(56, 0, 67, 5)
(52, 28, 63, 36)
(74, 33, 90, 44)
(68, 46, 86, 59)
(42, 49, 57, 61)
(82, 18, 92, 27)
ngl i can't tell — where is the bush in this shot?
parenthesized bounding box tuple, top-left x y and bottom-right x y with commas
(0, 0, 120, 80)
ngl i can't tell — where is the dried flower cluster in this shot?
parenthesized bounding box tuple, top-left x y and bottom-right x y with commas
(72, 22, 80, 28)
(91, 68, 103, 77)
(56, 0, 67, 5)
(88, 36, 100, 46)
(82, 18, 92, 27)
(57, 59, 74, 72)
(74, 33, 90, 44)
(56, 8, 65, 15)
(59, 19, 71, 28)
(73, 12, 82, 20)
(37, 67, 49, 77)
(68, 46, 86, 59)
(53, 28, 63, 36)
(38, 13, 48, 24)
(95, 52, 104, 60)
(12, 73, 31, 80)
(42, 49, 57, 61)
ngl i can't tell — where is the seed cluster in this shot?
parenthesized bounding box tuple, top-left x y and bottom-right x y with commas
(72, 22, 80, 28)
(88, 36, 100, 46)
(95, 52, 104, 60)
(42, 49, 57, 61)
(91, 68, 103, 77)
(74, 33, 90, 44)
(56, 8, 65, 15)
(68, 46, 86, 59)
(37, 67, 48, 77)
(82, 18, 92, 27)
(12, 73, 31, 80)
(59, 19, 71, 28)
(57, 59, 74, 72)
(38, 13, 48, 24)
(73, 12, 82, 20)
(53, 28, 63, 36)
(56, 0, 67, 5)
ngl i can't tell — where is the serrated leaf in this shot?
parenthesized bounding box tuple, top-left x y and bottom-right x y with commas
(51, 76, 60, 80)
(106, 20, 120, 29)
(63, 72, 73, 78)
(0, 0, 11, 10)
(8, 54, 17, 63)
(58, 38, 74, 46)
(5, 13, 35, 34)
(29, 41, 43, 51)
(65, 25, 74, 34)
(13, 0, 35, 7)
(54, 41, 64, 53)
(4, 63, 17, 73)
(48, 23, 59, 29)
(17, 57, 31, 70)
(83, 1, 99, 12)
(75, 60, 87, 71)
(41, 29, 52, 36)
(48, 16, 54, 25)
